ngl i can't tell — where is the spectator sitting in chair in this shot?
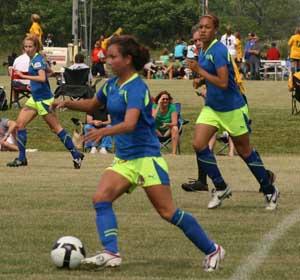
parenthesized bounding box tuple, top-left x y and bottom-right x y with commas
(84, 104, 113, 154)
(9, 49, 30, 108)
(152, 91, 179, 155)
(65, 53, 92, 84)
(0, 117, 18, 151)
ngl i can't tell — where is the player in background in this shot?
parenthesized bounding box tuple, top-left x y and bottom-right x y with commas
(184, 14, 279, 210)
(52, 35, 225, 272)
(6, 35, 84, 168)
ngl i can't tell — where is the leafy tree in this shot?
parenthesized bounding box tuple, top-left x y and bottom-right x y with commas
(0, 0, 300, 54)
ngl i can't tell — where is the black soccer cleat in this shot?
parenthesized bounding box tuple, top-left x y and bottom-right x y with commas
(73, 153, 84, 169)
(7, 158, 28, 167)
(181, 179, 209, 192)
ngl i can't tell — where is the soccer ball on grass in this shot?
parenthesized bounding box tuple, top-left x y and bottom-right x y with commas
(50, 236, 86, 269)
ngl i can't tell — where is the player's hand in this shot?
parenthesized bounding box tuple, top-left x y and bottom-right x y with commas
(15, 70, 25, 78)
(50, 100, 67, 111)
(84, 127, 103, 144)
(186, 59, 201, 74)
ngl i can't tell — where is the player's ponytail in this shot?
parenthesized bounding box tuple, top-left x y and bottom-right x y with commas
(108, 35, 150, 71)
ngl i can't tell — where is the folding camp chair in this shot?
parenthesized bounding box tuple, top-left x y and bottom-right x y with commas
(54, 68, 101, 100)
(9, 69, 31, 108)
(159, 102, 189, 154)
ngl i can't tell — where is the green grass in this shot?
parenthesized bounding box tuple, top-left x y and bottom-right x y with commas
(0, 153, 300, 280)
(0, 77, 299, 154)
(0, 78, 300, 279)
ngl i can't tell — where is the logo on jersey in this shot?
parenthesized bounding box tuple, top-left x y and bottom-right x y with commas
(33, 62, 42, 69)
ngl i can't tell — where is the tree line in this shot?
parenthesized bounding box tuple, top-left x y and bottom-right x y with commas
(0, 0, 299, 53)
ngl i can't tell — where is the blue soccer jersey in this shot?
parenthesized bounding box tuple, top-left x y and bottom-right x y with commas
(198, 39, 245, 112)
(28, 53, 53, 101)
(96, 73, 161, 160)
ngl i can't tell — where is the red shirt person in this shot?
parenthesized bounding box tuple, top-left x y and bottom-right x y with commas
(266, 42, 280, 60)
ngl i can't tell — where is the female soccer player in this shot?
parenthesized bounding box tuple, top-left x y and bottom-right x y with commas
(52, 35, 225, 272)
(7, 35, 84, 168)
(185, 14, 279, 210)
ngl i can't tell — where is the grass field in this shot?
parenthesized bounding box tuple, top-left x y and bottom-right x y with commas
(0, 78, 300, 279)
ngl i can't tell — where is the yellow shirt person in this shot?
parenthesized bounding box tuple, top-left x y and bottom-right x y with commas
(288, 29, 300, 60)
(29, 14, 43, 45)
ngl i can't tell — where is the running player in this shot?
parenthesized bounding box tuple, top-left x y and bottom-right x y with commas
(7, 35, 84, 168)
(52, 35, 225, 272)
(184, 14, 279, 210)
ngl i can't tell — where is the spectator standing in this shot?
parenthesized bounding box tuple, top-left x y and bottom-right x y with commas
(186, 39, 196, 59)
(174, 39, 187, 61)
(248, 35, 261, 80)
(266, 42, 280, 60)
(29, 14, 43, 45)
(220, 26, 237, 59)
(243, 33, 256, 78)
(288, 27, 300, 72)
(91, 41, 106, 77)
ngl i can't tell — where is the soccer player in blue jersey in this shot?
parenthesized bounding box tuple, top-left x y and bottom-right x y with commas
(6, 35, 84, 168)
(52, 35, 225, 272)
(185, 14, 279, 210)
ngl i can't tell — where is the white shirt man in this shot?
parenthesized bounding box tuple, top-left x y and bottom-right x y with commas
(220, 33, 237, 58)
(12, 53, 30, 85)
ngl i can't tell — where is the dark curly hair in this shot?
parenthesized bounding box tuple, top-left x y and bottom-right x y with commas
(154, 90, 173, 104)
(107, 35, 150, 71)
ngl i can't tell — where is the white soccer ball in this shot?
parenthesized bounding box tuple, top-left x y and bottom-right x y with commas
(50, 236, 86, 269)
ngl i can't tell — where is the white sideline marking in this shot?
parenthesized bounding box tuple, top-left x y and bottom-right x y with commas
(229, 209, 300, 280)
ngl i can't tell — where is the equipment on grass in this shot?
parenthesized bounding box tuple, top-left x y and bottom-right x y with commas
(50, 236, 86, 269)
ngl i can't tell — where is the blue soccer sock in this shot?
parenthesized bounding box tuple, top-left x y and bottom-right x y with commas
(94, 201, 119, 254)
(171, 208, 215, 255)
(196, 153, 207, 185)
(57, 129, 80, 159)
(243, 149, 274, 194)
(196, 147, 226, 189)
(17, 129, 27, 161)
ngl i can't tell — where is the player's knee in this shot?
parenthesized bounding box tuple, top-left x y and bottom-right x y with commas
(157, 208, 174, 222)
(192, 140, 206, 152)
(92, 192, 106, 204)
(16, 121, 25, 130)
(235, 145, 252, 159)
